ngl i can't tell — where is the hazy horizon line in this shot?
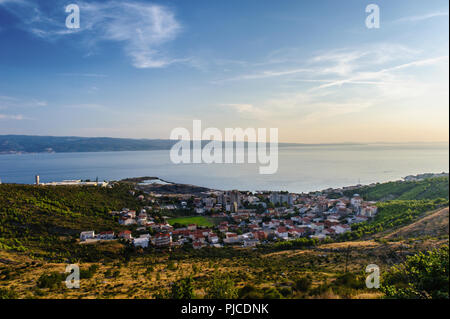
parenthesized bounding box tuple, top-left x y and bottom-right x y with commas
(0, 133, 448, 145)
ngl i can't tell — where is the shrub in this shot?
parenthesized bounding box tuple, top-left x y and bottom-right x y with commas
(205, 275, 238, 299)
(0, 288, 17, 299)
(382, 245, 449, 299)
(295, 277, 312, 292)
(36, 272, 65, 289)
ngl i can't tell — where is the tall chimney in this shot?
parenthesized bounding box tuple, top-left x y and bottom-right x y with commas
(35, 175, 40, 185)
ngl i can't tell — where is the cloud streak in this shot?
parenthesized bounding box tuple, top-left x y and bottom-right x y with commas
(394, 11, 449, 23)
(0, 0, 182, 68)
(0, 113, 28, 120)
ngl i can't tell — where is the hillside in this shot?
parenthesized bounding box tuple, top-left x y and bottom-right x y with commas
(0, 183, 141, 261)
(0, 135, 366, 154)
(0, 183, 448, 299)
(0, 135, 176, 154)
(342, 176, 449, 201)
(384, 207, 449, 240)
(340, 199, 449, 241)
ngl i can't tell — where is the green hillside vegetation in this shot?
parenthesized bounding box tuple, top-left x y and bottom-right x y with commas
(382, 245, 449, 299)
(0, 184, 140, 262)
(340, 199, 449, 241)
(342, 177, 449, 201)
(0, 183, 448, 299)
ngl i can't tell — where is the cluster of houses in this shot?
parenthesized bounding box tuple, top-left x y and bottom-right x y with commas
(80, 187, 378, 249)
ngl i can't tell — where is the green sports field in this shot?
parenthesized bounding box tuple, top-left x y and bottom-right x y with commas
(167, 216, 214, 227)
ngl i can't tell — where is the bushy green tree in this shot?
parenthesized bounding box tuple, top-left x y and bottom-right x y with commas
(205, 274, 238, 299)
(170, 276, 195, 299)
(382, 245, 449, 299)
(295, 277, 312, 292)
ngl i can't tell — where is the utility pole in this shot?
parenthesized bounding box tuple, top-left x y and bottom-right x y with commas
(344, 245, 351, 273)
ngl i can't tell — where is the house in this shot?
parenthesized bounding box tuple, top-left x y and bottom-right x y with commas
(193, 241, 206, 249)
(350, 194, 363, 210)
(310, 234, 327, 240)
(252, 230, 268, 240)
(262, 221, 273, 229)
(243, 239, 259, 247)
(152, 233, 172, 247)
(119, 217, 136, 225)
(208, 233, 219, 244)
(80, 231, 95, 241)
(118, 230, 132, 240)
(126, 210, 136, 218)
(289, 228, 306, 238)
(331, 224, 351, 234)
(275, 227, 289, 239)
(137, 217, 147, 226)
(223, 232, 240, 244)
(99, 231, 115, 240)
(133, 237, 149, 248)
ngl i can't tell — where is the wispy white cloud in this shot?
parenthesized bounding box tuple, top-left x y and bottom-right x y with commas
(220, 103, 270, 120)
(219, 68, 312, 82)
(63, 103, 106, 110)
(394, 11, 448, 23)
(0, 113, 28, 120)
(219, 43, 448, 129)
(0, 95, 47, 108)
(311, 55, 448, 90)
(58, 73, 107, 78)
(216, 44, 419, 83)
(0, 0, 182, 69)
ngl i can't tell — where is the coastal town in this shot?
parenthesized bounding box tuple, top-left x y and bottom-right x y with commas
(79, 180, 379, 250)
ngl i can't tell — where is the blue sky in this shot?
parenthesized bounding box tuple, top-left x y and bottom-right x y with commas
(0, 0, 448, 143)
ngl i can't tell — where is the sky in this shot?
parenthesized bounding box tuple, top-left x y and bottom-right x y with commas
(0, 0, 448, 143)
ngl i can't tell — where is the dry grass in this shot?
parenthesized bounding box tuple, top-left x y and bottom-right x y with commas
(385, 207, 449, 240)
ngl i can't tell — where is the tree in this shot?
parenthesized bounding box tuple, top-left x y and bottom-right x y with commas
(205, 275, 238, 299)
(170, 276, 195, 299)
(295, 277, 312, 292)
(382, 245, 449, 299)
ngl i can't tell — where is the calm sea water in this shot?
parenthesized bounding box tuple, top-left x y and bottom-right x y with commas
(0, 143, 448, 193)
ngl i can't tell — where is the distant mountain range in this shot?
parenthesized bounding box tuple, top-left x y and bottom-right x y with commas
(0, 135, 362, 154)
(0, 135, 179, 154)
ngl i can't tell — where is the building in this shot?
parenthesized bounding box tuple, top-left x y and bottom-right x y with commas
(80, 231, 95, 241)
(223, 232, 240, 244)
(270, 192, 294, 206)
(243, 239, 259, 247)
(229, 190, 241, 210)
(118, 230, 132, 240)
(208, 233, 219, 244)
(193, 241, 206, 249)
(35, 175, 40, 185)
(152, 233, 172, 247)
(99, 231, 115, 240)
(133, 237, 149, 248)
(275, 227, 289, 239)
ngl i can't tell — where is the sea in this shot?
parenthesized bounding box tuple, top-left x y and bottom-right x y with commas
(0, 143, 448, 193)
